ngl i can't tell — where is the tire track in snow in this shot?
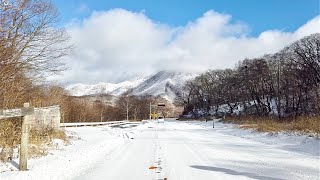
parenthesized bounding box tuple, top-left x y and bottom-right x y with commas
(151, 123, 168, 180)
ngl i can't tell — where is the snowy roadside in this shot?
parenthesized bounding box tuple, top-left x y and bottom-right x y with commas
(184, 120, 320, 157)
(0, 125, 137, 180)
(0, 120, 319, 180)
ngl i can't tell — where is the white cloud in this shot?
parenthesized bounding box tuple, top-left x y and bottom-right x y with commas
(53, 9, 320, 84)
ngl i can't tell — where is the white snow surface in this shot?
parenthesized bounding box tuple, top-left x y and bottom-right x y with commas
(0, 120, 319, 180)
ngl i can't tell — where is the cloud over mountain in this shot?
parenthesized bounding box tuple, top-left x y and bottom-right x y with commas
(53, 9, 320, 84)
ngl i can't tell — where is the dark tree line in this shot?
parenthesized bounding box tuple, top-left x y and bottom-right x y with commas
(182, 33, 320, 119)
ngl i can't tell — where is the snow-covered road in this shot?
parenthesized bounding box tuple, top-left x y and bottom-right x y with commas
(1, 120, 319, 180)
(76, 121, 319, 180)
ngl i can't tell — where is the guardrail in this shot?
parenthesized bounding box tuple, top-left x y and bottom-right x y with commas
(60, 120, 142, 127)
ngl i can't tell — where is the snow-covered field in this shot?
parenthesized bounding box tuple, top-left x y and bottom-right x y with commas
(0, 120, 319, 180)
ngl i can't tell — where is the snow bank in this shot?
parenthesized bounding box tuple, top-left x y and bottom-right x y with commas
(0, 126, 128, 180)
(187, 120, 320, 157)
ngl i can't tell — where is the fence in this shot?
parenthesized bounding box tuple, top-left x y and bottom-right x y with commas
(60, 120, 141, 127)
(0, 105, 60, 129)
(0, 103, 61, 171)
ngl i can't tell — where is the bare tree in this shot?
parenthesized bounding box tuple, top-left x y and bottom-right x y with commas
(133, 105, 140, 121)
(117, 93, 134, 121)
(0, 0, 71, 78)
(0, 0, 71, 108)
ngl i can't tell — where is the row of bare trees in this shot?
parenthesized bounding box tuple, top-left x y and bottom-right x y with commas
(182, 33, 320, 119)
(64, 93, 176, 123)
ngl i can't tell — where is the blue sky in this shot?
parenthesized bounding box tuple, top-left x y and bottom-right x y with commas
(53, 0, 319, 36)
(50, 0, 320, 84)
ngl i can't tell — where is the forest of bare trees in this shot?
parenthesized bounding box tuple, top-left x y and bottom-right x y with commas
(181, 33, 320, 120)
(64, 93, 176, 123)
(0, 0, 71, 109)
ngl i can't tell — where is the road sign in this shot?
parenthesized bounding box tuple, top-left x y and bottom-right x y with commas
(157, 103, 165, 107)
(150, 113, 158, 117)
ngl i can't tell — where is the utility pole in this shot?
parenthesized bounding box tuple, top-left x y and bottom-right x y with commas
(126, 102, 129, 121)
(149, 102, 151, 120)
(277, 54, 282, 119)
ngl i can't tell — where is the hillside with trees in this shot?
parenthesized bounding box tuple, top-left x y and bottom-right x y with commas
(181, 33, 320, 135)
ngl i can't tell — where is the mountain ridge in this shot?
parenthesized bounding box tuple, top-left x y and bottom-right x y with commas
(66, 71, 198, 101)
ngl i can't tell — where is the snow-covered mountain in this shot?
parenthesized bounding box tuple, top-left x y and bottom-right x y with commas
(66, 71, 198, 101)
(66, 76, 147, 96)
(131, 71, 198, 101)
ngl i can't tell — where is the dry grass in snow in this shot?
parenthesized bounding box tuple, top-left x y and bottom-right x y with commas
(0, 118, 68, 162)
(224, 116, 320, 138)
